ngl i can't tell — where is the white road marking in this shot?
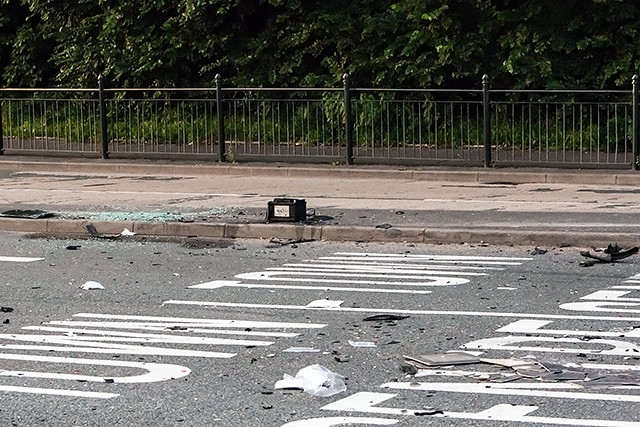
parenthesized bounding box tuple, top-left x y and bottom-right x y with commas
(330, 252, 532, 261)
(560, 301, 640, 313)
(162, 300, 640, 322)
(321, 257, 523, 265)
(0, 353, 190, 383)
(35, 323, 298, 338)
(581, 290, 640, 302)
(0, 385, 118, 399)
(322, 392, 638, 426)
(497, 319, 640, 337)
(267, 265, 487, 276)
(298, 260, 505, 270)
(189, 280, 433, 295)
(235, 271, 469, 286)
(0, 256, 44, 262)
(281, 417, 398, 426)
(381, 382, 640, 401)
(10, 331, 273, 347)
(24, 325, 298, 338)
(71, 313, 326, 329)
(463, 335, 640, 356)
(0, 341, 236, 358)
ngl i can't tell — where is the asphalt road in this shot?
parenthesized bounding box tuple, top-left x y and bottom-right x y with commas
(1, 232, 640, 426)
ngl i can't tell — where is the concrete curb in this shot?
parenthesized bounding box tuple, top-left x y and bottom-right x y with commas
(0, 217, 636, 248)
(3, 158, 640, 185)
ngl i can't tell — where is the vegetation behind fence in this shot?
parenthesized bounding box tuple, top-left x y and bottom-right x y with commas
(1, 74, 639, 169)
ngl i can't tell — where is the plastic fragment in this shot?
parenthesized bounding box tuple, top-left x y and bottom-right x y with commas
(80, 281, 105, 290)
(348, 340, 377, 348)
(274, 364, 346, 397)
(121, 228, 136, 236)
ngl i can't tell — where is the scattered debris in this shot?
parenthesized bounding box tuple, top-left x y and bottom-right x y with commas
(267, 237, 315, 247)
(333, 354, 351, 363)
(274, 364, 346, 397)
(66, 245, 81, 250)
(0, 209, 55, 219)
(531, 247, 547, 255)
(166, 326, 188, 331)
(580, 244, 639, 264)
(399, 363, 418, 375)
(1, 307, 14, 313)
(404, 352, 480, 368)
(375, 223, 392, 229)
(85, 224, 119, 240)
(348, 340, 377, 348)
(363, 314, 409, 322)
(306, 299, 343, 308)
(404, 353, 640, 388)
(80, 281, 105, 290)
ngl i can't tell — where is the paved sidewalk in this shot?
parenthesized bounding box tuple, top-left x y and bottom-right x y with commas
(0, 156, 639, 248)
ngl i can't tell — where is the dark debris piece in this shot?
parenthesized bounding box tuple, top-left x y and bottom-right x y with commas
(0, 209, 55, 219)
(375, 223, 392, 229)
(1, 307, 14, 313)
(363, 314, 409, 322)
(267, 237, 315, 247)
(414, 409, 444, 416)
(85, 223, 119, 240)
(580, 244, 639, 263)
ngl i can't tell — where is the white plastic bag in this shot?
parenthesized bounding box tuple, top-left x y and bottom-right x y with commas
(274, 364, 346, 397)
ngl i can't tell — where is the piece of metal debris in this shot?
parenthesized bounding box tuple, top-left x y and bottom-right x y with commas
(404, 352, 480, 368)
(580, 244, 639, 263)
(0, 209, 55, 219)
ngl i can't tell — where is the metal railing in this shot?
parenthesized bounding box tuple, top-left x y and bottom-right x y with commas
(1, 74, 639, 169)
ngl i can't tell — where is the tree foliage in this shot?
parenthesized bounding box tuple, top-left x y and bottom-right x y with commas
(1, 0, 640, 89)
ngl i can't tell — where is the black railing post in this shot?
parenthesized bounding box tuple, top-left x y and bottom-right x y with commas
(343, 73, 354, 165)
(98, 74, 109, 159)
(482, 74, 491, 167)
(0, 95, 4, 156)
(633, 74, 639, 170)
(216, 73, 227, 162)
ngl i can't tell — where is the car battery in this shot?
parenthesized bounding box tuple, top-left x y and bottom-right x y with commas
(267, 198, 307, 222)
